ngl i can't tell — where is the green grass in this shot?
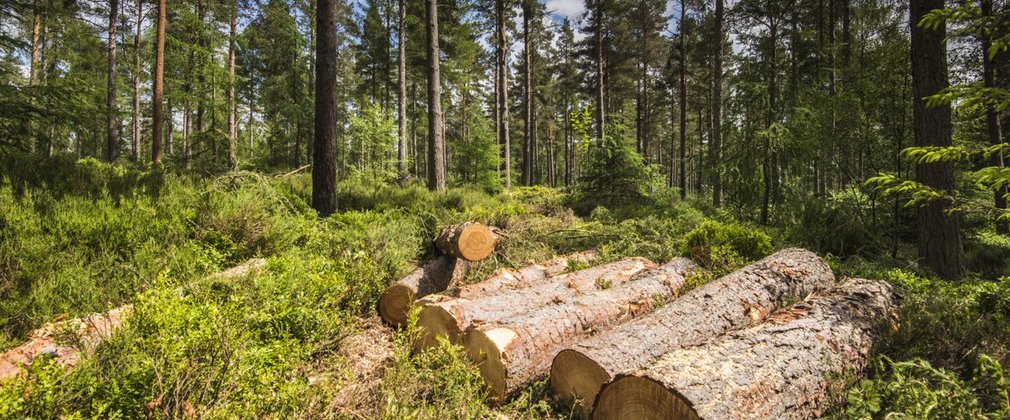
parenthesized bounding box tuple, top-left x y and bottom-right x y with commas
(1, 156, 1008, 418)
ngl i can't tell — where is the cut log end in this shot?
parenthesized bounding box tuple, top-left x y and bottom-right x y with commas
(592, 376, 701, 420)
(550, 349, 610, 412)
(464, 326, 515, 402)
(415, 304, 464, 353)
(456, 223, 495, 261)
(378, 284, 415, 327)
(436, 222, 496, 262)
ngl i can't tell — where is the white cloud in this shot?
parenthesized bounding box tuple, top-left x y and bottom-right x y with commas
(545, 0, 585, 22)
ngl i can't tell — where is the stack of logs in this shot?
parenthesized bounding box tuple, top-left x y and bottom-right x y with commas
(379, 223, 900, 419)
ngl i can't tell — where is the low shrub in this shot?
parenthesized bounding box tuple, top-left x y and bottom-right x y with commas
(683, 219, 773, 274)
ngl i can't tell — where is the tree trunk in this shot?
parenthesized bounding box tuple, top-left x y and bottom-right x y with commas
(522, 0, 537, 187)
(228, 4, 238, 171)
(434, 222, 497, 262)
(982, 0, 1008, 234)
(132, 0, 141, 162)
(425, 0, 446, 191)
(398, 0, 408, 181)
(595, 0, 605, 143)
(711, 0, 723, 206)
(550, 248, 834, 413)
(107, 0, 119, 162)
(415, 258, 655, 351)
(910, 0, 963, 280)
(497, 0, 511, 189)
(313, 0, 339, 216)
(466, 258, 699, 401)
(842, 0, 851, 68)
(457, 250, 600, 299)
(30, 0, 41, 86)
(592, 278, 898, 420)
(378, 255, 472, 326)
(151, 0, 165, 166)
(678, 0, 687, 200)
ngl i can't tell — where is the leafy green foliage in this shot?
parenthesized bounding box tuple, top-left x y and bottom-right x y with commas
(683, 219, 773, 273)
(843, 356, 1009, 419)
(571, 123, 657, 214)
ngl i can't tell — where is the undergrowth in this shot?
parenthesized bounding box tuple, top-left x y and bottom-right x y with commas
(1, 156, 1008, 418)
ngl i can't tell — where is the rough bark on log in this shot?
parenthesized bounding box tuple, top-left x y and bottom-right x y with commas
(465, 258, 699, 401)
(550, 248, 834, 413)
(0, 258, 268, 383)
(378, 255, 470, 326)
(435, 222, 496, 262)
(592, 278, 898, 420)
(415, 257, 655, 352)
(457, 250, 600, 299)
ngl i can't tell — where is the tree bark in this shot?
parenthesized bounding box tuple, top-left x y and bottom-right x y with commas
(30, 0, 41, 86)
(107, 0, 119, 162)
(522, 0, 533, 186)
(550, 248, 835, 413)
(378, 255, 472, 326)
(228, 3, 238, 171)
(457, 250, 600, 299)
(910, 0, 963, 279)
(592, 278, 898, 420)
(415, 258, 655, 351)
(313, 0, 339, 216)
(398, 0, 408, 181)
(595, 0, 605, 143)
(982, 0, 1008, 234)
(434, 222, 497, 262)
(711, 0, 724, 207)
(466, 258, 699, 401)
(678, 0, 687, 200)
(497, 0, 512, 189)
(132, 0, 141, 162)
(151, 0, 165, 166)
(425, 0, 446, 191)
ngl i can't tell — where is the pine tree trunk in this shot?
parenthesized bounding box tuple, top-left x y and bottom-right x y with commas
(678, 0, 687, 200)
(711, 0, 723, 206)
(228, 4, 238, 171)
(434, 222, 497, 262)
(523, 0, 533, 187)
(426, 0, 446, 191)
(550, 248, 834, 413)
(466, 258, 699, 401)
(398, 0, 408, 181)
(497, 0, 511, 189)
(151, 0, 165, 166)
(415, 258, 656, 351)
(379, 256, 471, 326)
(595, 1, 605, 143)
(457, 250, 600, 299)
(313, 0, 339, 216)
(107, 0, 119, 162)
(982, 0, 1008, 234)
(132, 0, 141, 162)
(592, 278, 897, 420)
(910, 0, 963, 280)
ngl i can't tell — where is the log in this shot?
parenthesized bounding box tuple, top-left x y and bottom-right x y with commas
(457, 250, 600, 299)
(464, 258, 700, 401)
(435, 222, 496, 262)
(414, 257, 655, 352)
(0, 258, 269, 383)
(592, 278, 899, 420)
(378, 255, 470, 327)
(550, 248, 834, 414)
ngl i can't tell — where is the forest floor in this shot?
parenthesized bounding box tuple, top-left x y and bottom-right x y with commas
(0, 157, 1008, 418)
